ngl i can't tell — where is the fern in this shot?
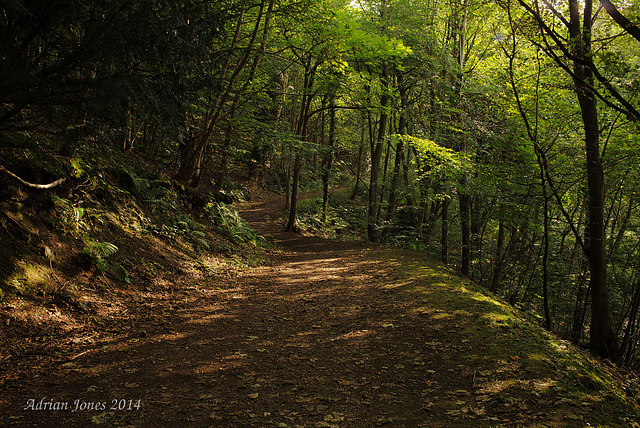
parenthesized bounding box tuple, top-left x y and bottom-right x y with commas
(193, 237, 210, 249)
(83, 240, 130, 283)
(206, 202, 261, 244)
(84, 240, 119, 259)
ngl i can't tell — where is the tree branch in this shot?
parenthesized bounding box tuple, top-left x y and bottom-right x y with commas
(599, 0, 640, 43)
(0, 165, 66, 189)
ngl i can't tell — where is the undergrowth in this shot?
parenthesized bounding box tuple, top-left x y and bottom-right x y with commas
(295, 191, 366, 239)
(0, 142, 263, 302)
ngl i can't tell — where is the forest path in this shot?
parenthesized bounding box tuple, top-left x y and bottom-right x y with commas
(1, 192, 633, 427)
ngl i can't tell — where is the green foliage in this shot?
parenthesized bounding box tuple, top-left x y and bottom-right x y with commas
(206, 203, 262, 245)
(70, 157, 89, 179)
(83, 240, 130, 283)
(399, 135, 470, 179)
(295, 195, 367, 239)
(52, 196, 88, 237)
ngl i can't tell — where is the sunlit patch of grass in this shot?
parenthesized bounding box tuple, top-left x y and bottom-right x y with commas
(431, 312, 453, 320)
(470, 293, 507, 308)
(367, 246, 640, 425)
(482, 312, 513, 328)
(475, 378, 521, 395)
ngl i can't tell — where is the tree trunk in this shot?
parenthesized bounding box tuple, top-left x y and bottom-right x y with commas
(403, 144, 418, 227)
(368, 65, 390, 242)
(568, 0, 618, 358)
(489, 222, 505, 293)
(617, 273, 640, 365)
(542, 187, 552, 331)
(386, 72, 408, 222)
(441, 197, 450, 264)
(286, 154, 301, 232)
(351, 123, 365, 201)
(284, 152, 291, 210)
(378, 136, 392, 221)
(456, 0, 470, 276)
(571, 266, 589, 343)
(460, 193, 471, 276)
(176, 0, 268, 186)
(321, 100, 336, 222)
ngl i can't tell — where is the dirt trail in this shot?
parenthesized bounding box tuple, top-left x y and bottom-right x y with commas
(0, 193, 612, 427)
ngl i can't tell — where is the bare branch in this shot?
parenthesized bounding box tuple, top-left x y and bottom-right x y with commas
(599, 0, 640, 43)
(0, 165, 66, 189)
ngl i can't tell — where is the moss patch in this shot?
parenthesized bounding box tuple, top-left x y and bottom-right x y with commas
(363, 246, 640, 427)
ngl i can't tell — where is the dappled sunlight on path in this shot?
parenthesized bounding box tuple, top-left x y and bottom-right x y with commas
(3, 192, 638, 427)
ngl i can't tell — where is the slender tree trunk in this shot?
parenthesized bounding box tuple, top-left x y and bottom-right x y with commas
(568, 0, 618, 358)
(490, 222, 505, 293)
(321, 99, 336, 222)
(542, 182, 552, 330)
(441, 197, 450, 264)
(368, 65, 390, 242)
(378, 136, 392, 221)
(285, 57, 317, 231)
(214, 125, 234, 192)
(534, 141, 552, 330)
(176, 0, 266, 186)
(122, 101, 133, 153)
(286, 154, 301, 232)
(571, 266, 589, 343)
(351, 122, 365, 201)
(460, 193, 471, 276)
(284, 152, 291, 210)
(386, 73, 408, 222)
(214, 0, 275, 191)
(403, 145, 418, 227)
(456, 0, 471, 276)
(385, 136, 404, 223)
(618, 273, 640, 365)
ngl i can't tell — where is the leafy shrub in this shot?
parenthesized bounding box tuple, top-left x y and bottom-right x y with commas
(206, 202, 262, 245)
(83, 239, 130, 283)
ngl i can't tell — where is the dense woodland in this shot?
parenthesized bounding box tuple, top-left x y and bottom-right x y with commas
(3, 0, 640, 366)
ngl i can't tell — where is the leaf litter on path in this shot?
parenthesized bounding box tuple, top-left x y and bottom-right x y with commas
(1, 192, 639, 427)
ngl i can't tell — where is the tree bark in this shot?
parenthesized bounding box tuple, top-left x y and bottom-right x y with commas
(441, 197, 450, 264)
(321, 99, 336, 222)
(460, 193, 471, 276)
(286, 154, 301, 232)
(489, 222, 505, 293)
(568, 0, 618, 358)
(386, 72, 408, 222)
(368, 65, 390, 242)
(214, 0, 275, 192)
(350, 120, 365, 201)
(176, 0, 265, 186)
